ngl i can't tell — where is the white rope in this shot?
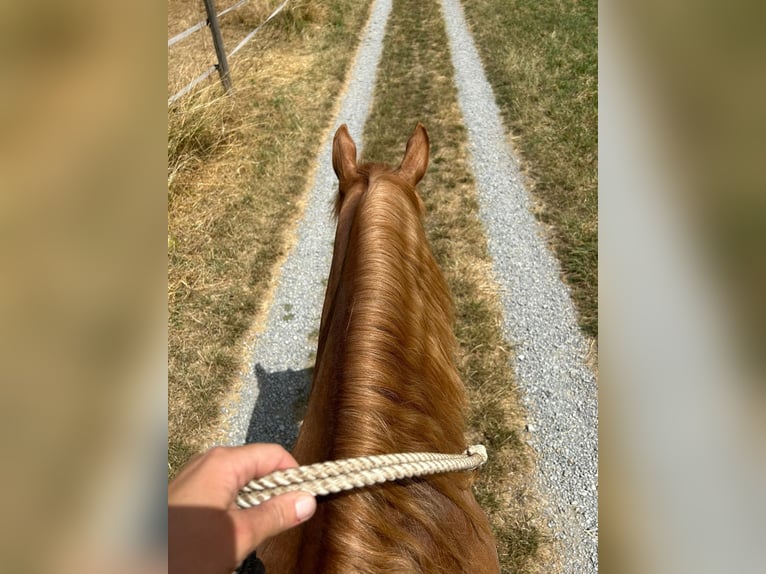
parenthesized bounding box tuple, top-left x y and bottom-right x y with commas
(236, 445, 488, 508)
(168, 0, 290, 106)
(228, 0, 289, 58)
(168, 0, 251, 47)
(168, 65, 217, 106)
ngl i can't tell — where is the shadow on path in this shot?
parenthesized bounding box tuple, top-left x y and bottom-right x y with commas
(245, 364, 312, 450)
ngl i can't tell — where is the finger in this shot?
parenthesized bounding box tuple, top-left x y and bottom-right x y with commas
(172, 444, 301, 506)
(225, 443, 300, 489)
(193, 444, 299, 495)
(231, 492, 316, 559)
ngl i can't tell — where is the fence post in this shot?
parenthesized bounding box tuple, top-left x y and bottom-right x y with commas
(202, 0, 232, 93)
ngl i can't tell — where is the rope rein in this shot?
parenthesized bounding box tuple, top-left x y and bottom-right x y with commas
(236, 444, 488, 508)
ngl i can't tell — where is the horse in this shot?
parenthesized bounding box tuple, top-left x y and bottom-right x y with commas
(257, 123, 500, 573)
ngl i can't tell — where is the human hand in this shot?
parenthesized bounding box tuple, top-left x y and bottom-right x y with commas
(168, 444, 316, 574)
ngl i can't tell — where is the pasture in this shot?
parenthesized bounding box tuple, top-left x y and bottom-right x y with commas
(168, 0, 596, 572)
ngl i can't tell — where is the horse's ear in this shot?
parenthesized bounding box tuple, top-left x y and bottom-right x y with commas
(332, 124, 358, 185)
(397, 123, 429, 186)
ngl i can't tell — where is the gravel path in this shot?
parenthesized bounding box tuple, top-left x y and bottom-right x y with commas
(222, 0, 597, 571)
(440, 0, 598, 571)
(221, 0, 393, 448)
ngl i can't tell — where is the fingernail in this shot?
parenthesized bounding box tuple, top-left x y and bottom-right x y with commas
(295, 495, 316, 522)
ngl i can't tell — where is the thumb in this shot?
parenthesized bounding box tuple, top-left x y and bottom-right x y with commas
(232, 492, 316, 557)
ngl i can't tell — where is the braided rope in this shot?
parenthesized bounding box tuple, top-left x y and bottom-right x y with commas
(236, 444, 488, 508)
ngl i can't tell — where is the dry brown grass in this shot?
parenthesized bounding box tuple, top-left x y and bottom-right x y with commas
(167, 0, 374, 476)
(168, 1, 332, 98)
(362, 0, 552, 571)
(168, 0, 210, 97)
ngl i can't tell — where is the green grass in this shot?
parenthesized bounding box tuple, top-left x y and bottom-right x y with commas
(167, 0, 374, 477)
(362, 1, 550, 571)
(460, 0, 598, 337)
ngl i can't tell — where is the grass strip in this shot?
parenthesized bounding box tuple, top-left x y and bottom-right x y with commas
(362, 0, 550, 571)
(459, 0, 598, 337)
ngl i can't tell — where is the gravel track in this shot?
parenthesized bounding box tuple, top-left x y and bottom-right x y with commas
(222, 0, 597, 571)
(221, 0, 392, 448)
(440, 0, 598, 571)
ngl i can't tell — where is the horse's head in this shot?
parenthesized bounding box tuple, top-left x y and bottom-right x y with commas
(331, 123, 430, 216)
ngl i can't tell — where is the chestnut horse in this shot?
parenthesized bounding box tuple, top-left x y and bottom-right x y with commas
(258, 124, 499, 573)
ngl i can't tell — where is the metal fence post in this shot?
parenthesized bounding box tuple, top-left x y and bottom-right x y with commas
(202, 0, 232, 93)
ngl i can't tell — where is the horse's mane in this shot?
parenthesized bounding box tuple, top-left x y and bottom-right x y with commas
(327, 169, 464, 455)
(258, 130, 498, 573)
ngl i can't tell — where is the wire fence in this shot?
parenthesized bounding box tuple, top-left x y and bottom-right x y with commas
(168, 0, 289, 106)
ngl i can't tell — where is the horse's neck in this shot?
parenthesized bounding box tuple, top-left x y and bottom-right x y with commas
(294, 180, 467, 465)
